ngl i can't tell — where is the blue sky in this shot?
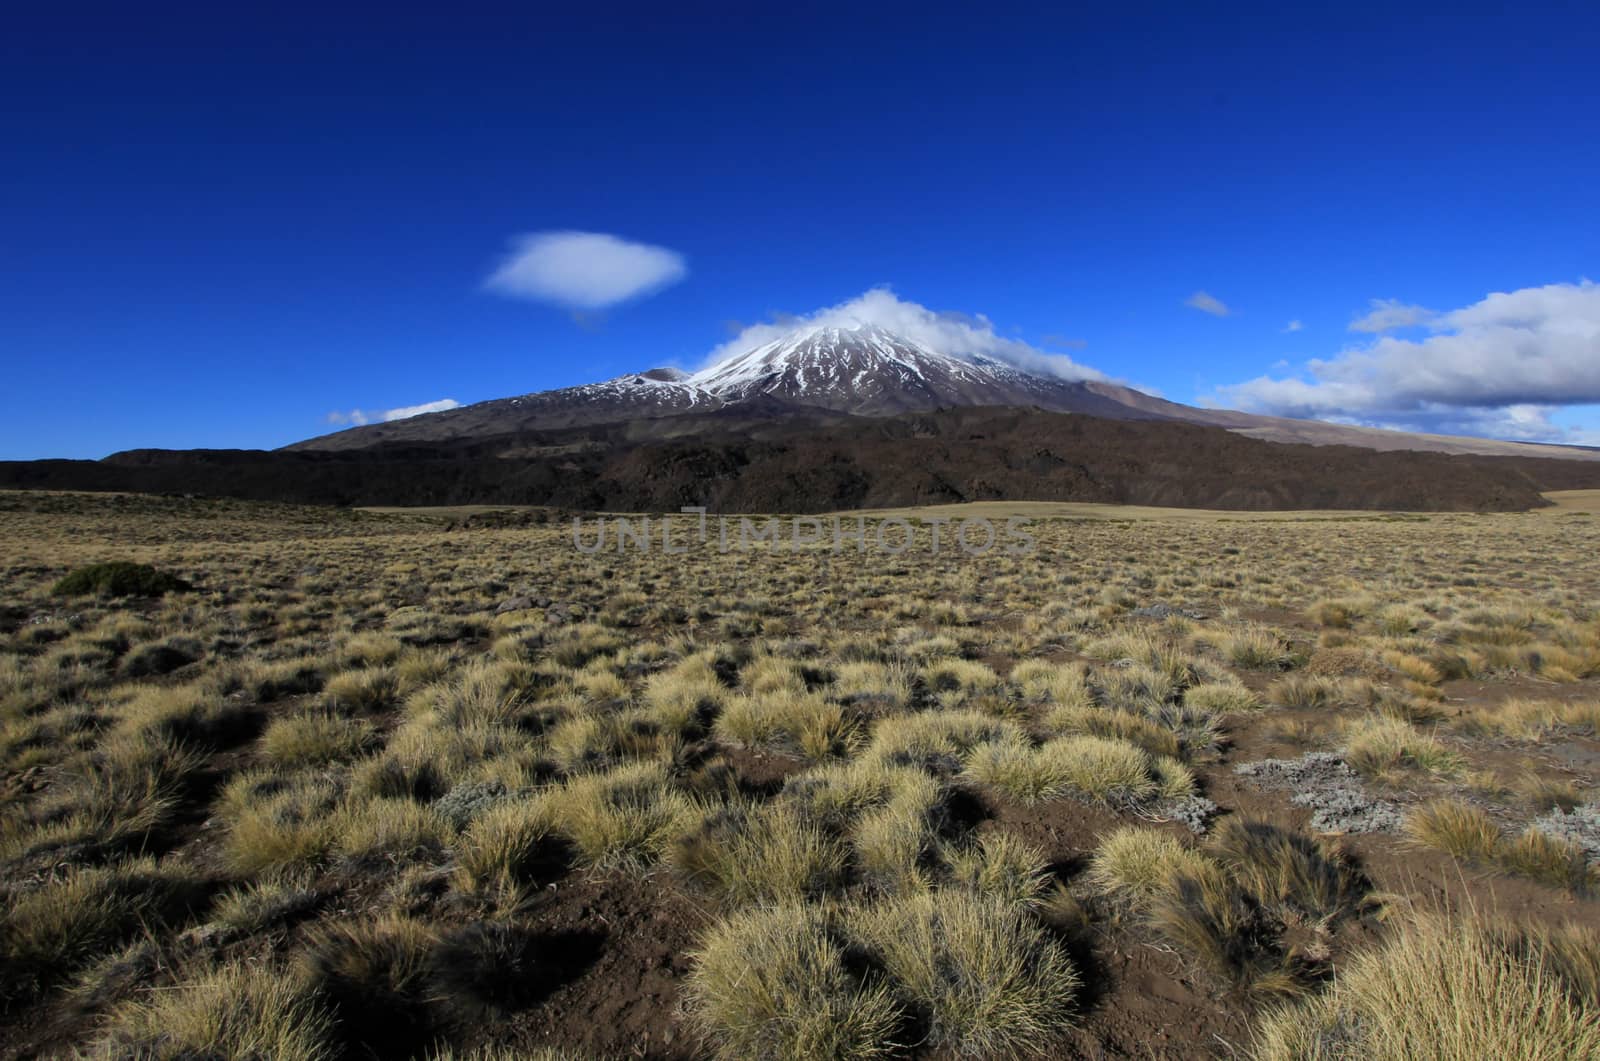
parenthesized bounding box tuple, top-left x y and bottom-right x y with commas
(3, 3, 1598, 459)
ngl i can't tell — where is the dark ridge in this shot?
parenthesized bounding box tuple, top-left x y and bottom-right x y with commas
(5, 408, 1600, 512)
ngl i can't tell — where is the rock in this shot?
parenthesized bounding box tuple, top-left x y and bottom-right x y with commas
(1162, 795, 1220, 834)
(182, 921, 230, 947)
(1234, 752, 1403, 834)
(1533, 804, 1600, 861)
(433, 781, 510, 829)
(1130, 602, 1208, 620)
(496, 596, 535, 615)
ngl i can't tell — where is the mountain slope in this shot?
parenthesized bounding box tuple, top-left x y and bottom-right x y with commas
(284, 321, 1600, 462)
(18, 406, 1597, 512)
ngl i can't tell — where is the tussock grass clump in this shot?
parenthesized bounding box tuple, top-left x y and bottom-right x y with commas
(715, 690, 859, 761)
(1098, 661, 1182, 712)
(867, 710, 1025, 770)
(1405, 799, 1502, 861)
(1208, 818, 1353, 921)
(322, 666, 399, 713)
(261, 710, 375, 767)
(831, 661, 912, 712)
(340, 632, 405, 668)
(52, 561, 191, 598)
(0, 858, 193, 1001)
(114, 683, 252, 748)
(919, 657, 1004, 708)
(961, 737, 1070, 805)
(219, 770, 341, 875)
(1266, 673, 1343, 710)
(119, 635, 202, 678)
(1010, 659, 1093, 708)
(1185, 680, 1260, 713)
(544, 706, 676, 771)
(1088, 827, 1219, 903)
(1145, 872, 1297, 995)
(854, 784, 944, 895)
(1500, 827, 1593, 892)
(534, 762, 700, 870)
(1038, 734, 1171, 802)
(642, 654, 728, 734)
(963, 734, 1179, 806)
(301, 915, 440, 1054)
(1084, 629, 1195, 687)
(1306, 597, 1369, 629)
(1091, 822, 1348, 994)
(1343, 715, 1463, 778)
(332, 797, 453, 865)
(782, 758, 939, 827)
(246, 658, 326, 702)
(102, 960, 335, 1059)
(1404, 802, 1594, 891)
(740, 654, 812, 695)
(1043, 702, 1182, 759)
(687, 904, 903, 1061)
(545, 624, 624, 670)
(14, 730, 202, 860)
(1221, 626, 1301, 671)
(1251, 912, 1600, 1060)
(671, 803, 847, 904)
(209, 875, 320, 939)
(1459, 697, 1600, 740)
(849, 890, 1079, 1056)
(944, 831, 1052, 909)
(453, 800, 570, 903)
(1514, 771, 1585, 814)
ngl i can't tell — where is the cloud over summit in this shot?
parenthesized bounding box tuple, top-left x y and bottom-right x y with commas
(704, 288, 1106, 382)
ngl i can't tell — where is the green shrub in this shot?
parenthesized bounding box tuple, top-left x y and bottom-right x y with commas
(52, 562, 192, 598)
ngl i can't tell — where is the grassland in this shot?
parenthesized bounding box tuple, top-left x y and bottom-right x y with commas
(2, 490, 1599, 1059)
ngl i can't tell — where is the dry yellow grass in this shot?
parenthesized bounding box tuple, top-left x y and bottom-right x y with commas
(5, 492, 1600, 1057)
(1252, 912, 1600, 1060)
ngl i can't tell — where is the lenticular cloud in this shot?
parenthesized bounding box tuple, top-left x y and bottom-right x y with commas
(484, 231, 687, 310)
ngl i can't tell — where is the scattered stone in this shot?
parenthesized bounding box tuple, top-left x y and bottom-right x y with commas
(181, 922, 230, 948)
(1130, 602, 1208, 620)
(1533, 804, 1600, 862)
(1234, 752, 1404, 834)
(1162, 795, 1220, 834)
(433, 781, 510, 830)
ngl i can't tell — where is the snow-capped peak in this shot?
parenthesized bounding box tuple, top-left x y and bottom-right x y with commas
(690, 321, 1010, 396)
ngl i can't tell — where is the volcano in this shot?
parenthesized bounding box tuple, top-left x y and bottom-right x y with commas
(284, 321, 1600, 462)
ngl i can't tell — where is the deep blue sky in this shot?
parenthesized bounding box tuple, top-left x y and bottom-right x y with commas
(4, 3, 1598, 459)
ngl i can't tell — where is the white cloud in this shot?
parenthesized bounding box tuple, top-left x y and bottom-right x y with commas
(1213, 279, 1600, 442)
(1349, 297, 1434, 333)
(483, 231, 687, 310)
(702, 288, 1107, 382)
(1184, 291, 1230, 317)
(1283, 319, 1303, 333)
(382, 399, 461, 421)
(326, 398, 461, 428)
